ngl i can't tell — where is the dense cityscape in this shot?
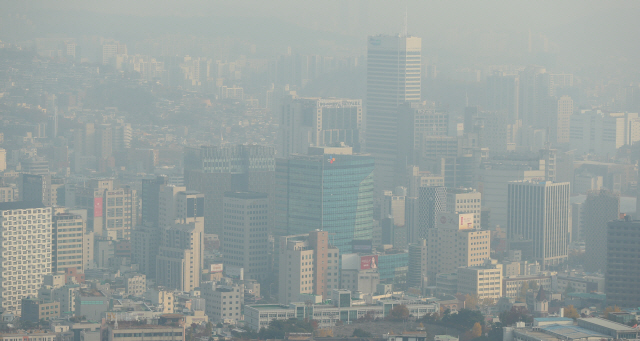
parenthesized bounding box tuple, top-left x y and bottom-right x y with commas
(1, 2, 640, 341)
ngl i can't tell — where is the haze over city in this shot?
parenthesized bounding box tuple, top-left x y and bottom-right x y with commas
(0, 1, 639, 341)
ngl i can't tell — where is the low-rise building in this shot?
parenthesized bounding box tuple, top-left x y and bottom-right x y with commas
(555, 272, 604, 294)
(457, 259, 503, 300)
(125, 273, 146, 297)
(21, 298, 60, 322)
(107, 325, 184, 341)
(577, 318, 640, 339)
(202, 283, 244, 323)
(245, 292, 439, 331)
(75, 289, 109, 321)
(0, 330, 58, 341)
(502, 274, 553, 299)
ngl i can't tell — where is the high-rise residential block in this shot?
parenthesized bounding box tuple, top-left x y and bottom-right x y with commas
(280, 95, 363, 158)
(582, 190, 619, 273)
(551, 95, 573, 144)
(184, 145, 275, 234)
(366, 34, 421, 192)
(221, 192, 270, 281)
(0, 202, 52, 315)
(275, 146, 374, 253)
(507, 181, 570, 268)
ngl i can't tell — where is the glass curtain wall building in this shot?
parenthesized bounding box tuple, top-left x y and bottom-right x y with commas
(276, 149, 374, 253)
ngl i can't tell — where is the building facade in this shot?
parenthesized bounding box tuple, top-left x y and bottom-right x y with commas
(582, 190, 619, 273)
(606, 219, 640, 308)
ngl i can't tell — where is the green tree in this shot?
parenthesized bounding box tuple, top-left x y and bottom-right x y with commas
(518, 282, 529, 301)
(564, 283, 575, 296)
(528, 281, 538, 292)
(353, 328, 373, 337)
(465, 294, 479, 310)
(499, 306, 533, 326)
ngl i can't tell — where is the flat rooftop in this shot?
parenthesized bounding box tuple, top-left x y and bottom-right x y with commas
(535, 317, 574, 322)
(542, 324, 609, 339)
(0, 201, 46, 210)
(248, 304, 291, 311)
(579, 317, 638, 331)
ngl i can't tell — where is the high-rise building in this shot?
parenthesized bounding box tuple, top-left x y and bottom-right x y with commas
(52, 208, 86, 273)
(277, 231, 338, 304)
(407, 239, 428, 289)
(413, 186, 446, 240)
(156, 191, 205, 291)
(549, 95, 573, 145)
(396, 102, 449, 178)
(477, 162, 545, 230)
(0, 186, 15, 203)
(605, 219, 640, 308)
(280, 95, 363, 158)
(507, 181, 570, 268)
(446, 188, 482, 229)
(427, 212, 491, 284)
(485, 71, 519, 123)
(0, 202, 52, 315)
(140, 176, 168, 227)
(74, 179, 137, 240)
(221, 192, 270, 281)
(366, 34, 421, 192)
(582, 190, 619, 273)
(275, 146, 374, 253)
(184, 145, 275, 234)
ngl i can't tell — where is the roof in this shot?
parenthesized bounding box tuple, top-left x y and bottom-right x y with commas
(0, 201, 46, 210)
(578, 317, 638, 332)
(224, 191, 268, 199)
(535, 317, 573, 322)
(566, 292, 606, 300)
(247, 304, 291, 311)
(542, 324, 609, 340)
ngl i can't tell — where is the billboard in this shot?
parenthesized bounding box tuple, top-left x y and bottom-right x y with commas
(352, 240, 373, 253)
(437, 212, 474, 230)
(93, 197, 103, 217)
(210, 263, 223, 273)
(360, 255, 378, 270)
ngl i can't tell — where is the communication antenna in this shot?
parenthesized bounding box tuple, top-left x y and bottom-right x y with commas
(403, 7, 408, 36)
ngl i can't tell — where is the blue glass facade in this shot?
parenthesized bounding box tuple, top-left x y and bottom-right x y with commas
(377, 252, 409, 282)
(277, 153, 374, 253)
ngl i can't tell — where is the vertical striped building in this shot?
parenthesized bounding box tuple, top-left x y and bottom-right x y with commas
(366, 34, 421, 192)
(507, 181, 570, 269)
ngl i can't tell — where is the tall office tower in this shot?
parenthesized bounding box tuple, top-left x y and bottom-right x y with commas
(140, 176, 168, 227)
(414, 186, 447, 240)
(0, 203, 52, 315)
(133, 185, 188, 279)
(427, 212, 491, 284)
(280, 95, 363, 158)
(485, 71, 519, 123)
(381, 187, 406, 226)
(549, 95, 573, 145)
(396, 102, 449, 175)
(481, 111, 518, 154)
(20, 174, 52, 206)
(507, 181, 570, 269)
(582, 190, 619, 273)
(112, 122, 132, 153)
(275, 146, 374, 253)
(407, 239, 428, 289)
(518, 66, 547, 128)
(102, 41, 127, 65)
(446, 188, 482, 229)
(366, 34, 421, 193)
(606, 219, 640, 308)
(95, 124, 113, 171)
(73, 123, 95, 172)
(52, 208, 85, 273)
(156, 191, 204, 292)
(221, 192, 270, 281)
(419, 136, 460, 173)
(277, 231, 338, 304)
(74, 179, 136, 240)
(21, 158, 50, 175)
(184, 145, 275, 234)
(539, 148, 557, 182)
(0, 148, 6, 172)
(477, 162, 545, 230)
(405, 166, 445, 198)
(571, 202, 583, 242)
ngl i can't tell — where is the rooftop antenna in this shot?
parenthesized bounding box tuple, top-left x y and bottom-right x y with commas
(403, 7, 408, 36)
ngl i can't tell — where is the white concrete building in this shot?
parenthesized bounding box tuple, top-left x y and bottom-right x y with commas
(0, 203, 52, 315)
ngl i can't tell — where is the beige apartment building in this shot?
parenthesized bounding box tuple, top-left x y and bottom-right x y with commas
(446, 188, 482, 229)
(52, 208, 85, 273)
